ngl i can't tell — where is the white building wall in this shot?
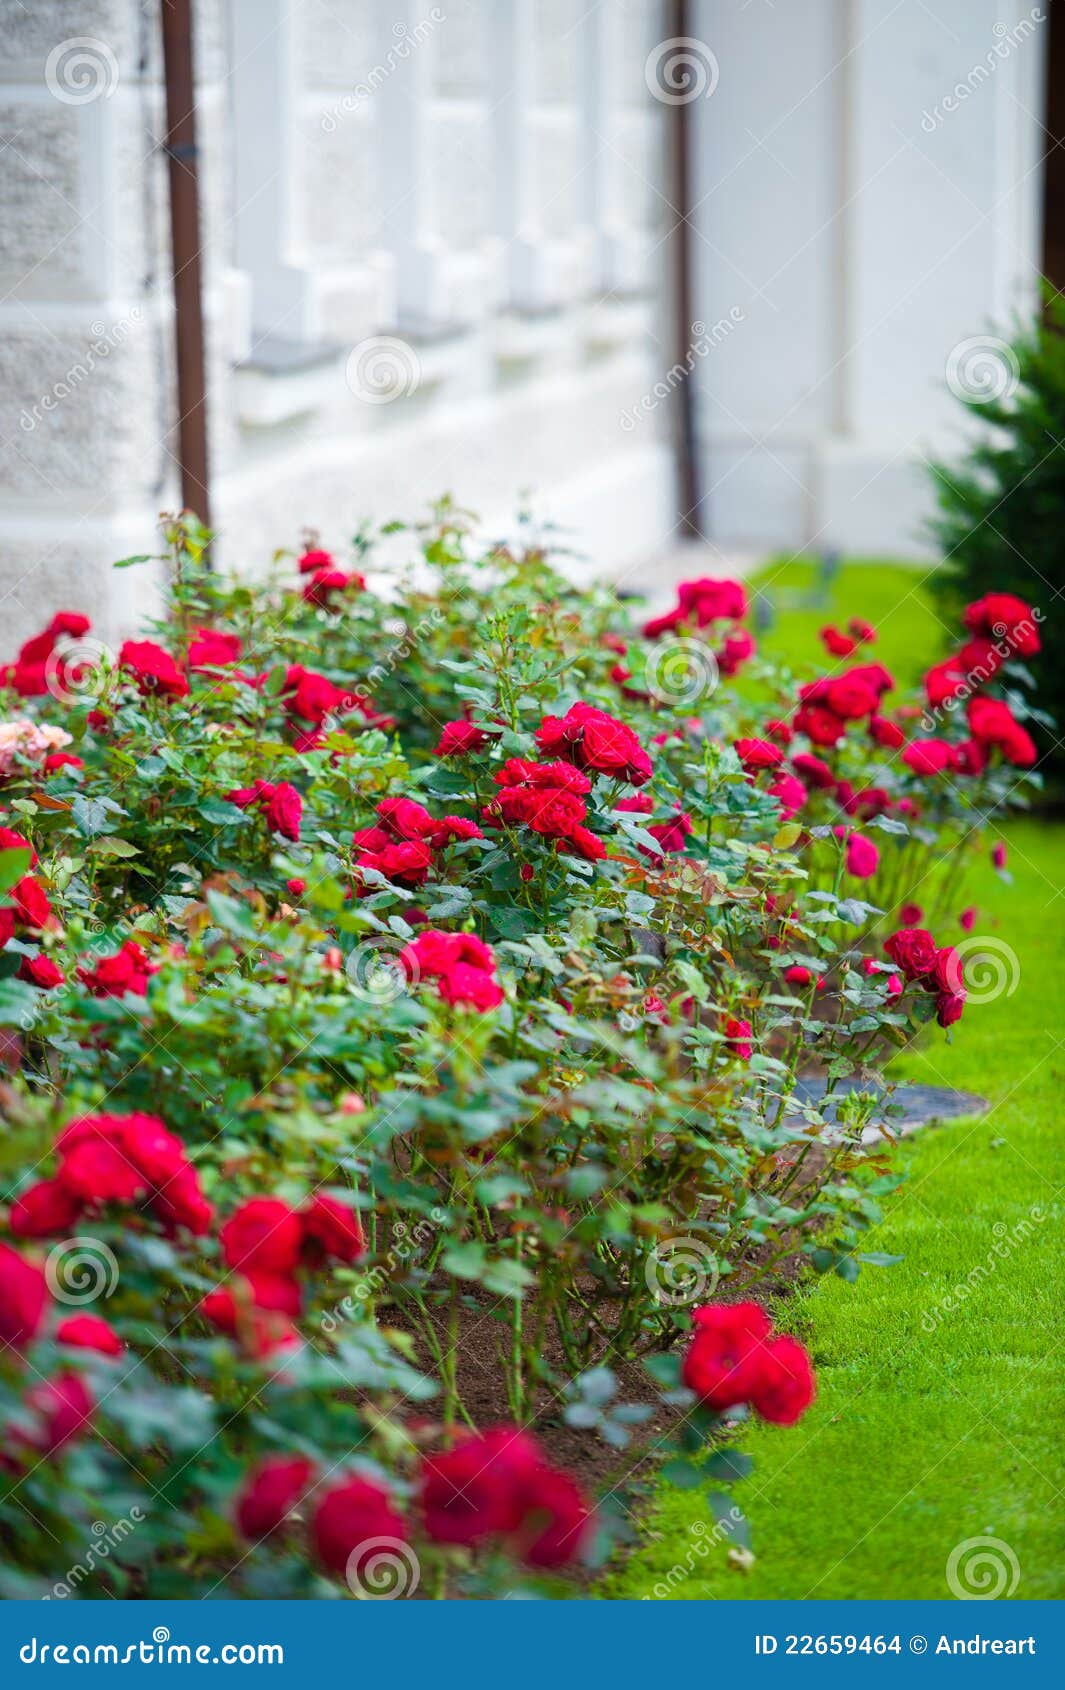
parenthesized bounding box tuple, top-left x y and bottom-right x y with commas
(689, 0, 1047, 559)
(0, 0, 677, 644)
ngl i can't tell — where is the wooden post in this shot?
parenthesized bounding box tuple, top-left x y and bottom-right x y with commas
(160, 0, 211, 528)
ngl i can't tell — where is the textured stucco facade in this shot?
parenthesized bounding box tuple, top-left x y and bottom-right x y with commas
(0, 0, 676, 644)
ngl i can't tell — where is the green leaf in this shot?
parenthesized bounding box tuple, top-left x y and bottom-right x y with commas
(0, 848, 32, 894)
(705, 1447, 754, 1482)
(661, 1458, 705, 1490)
(0, 977, 38, 1026)
(88, 836, 140, 859)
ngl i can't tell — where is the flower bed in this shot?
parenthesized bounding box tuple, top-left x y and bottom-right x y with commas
(0, 512, 1042, 1598)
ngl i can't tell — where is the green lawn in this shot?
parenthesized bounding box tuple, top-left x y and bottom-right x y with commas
(604, 564, 1065, 1601)
(745, 554, 946, 690)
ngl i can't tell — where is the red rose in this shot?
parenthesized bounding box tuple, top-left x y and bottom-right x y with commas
(793, 705, 846, 747)
(236, 1456, 316, 1539)
(377, 797, 435, 840)
(899, 902, 923, 926)
(17, 954, 64, 989)
(646, 811, 693, 855)
(302, 568, 363, 605)
(437, 963, 504, 1012)
(12, 875, 54, 932)
(295, 547, 334, 579)
(435, 720, 493, 756)
(936, 990, 966, 1027)
(263, 783, 303, 842)
(825, 676, 879, 720)
(844, 832, 878, 878)
(25, 1371, 95, 1453)
(312, 1477, 408, 1580)
(200, 1280, 301, 1360)
(420, 1427, 541, 1546)
(77, 938, 156, 999)
(0, 827, 37, 867)
(120, 639, 189, 699)
(819, 625, 857, 657)
(791, 752, 835, 789)
(735, 738, 784, 772)
(902, 738, 957, 776)
(767, 774, 807, 818)
(301, 1194, 366, 1265)
(884, 927, 938, 980)
(221, 1197, 304, 1277)
(0, 1241, 49, 1348)
(869, 713, 905, 749)
(923, 657, 967, 708)
(56, 1314, 124, 1357)
(508, 1463, 593, 1569)
(9, 1177, 82, 1237)
(718, 628, 756, 675)
(724, 1017, 754, 1060)
(188, 627, 243, 670)
(682, 1302, 772, 1410)
(963, 592, 1040, 657)
(535, 703, 651, 786)
(749, 1334, 816, 1425)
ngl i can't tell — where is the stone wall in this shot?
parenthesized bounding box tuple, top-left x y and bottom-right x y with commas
(0, 0, 676, 644)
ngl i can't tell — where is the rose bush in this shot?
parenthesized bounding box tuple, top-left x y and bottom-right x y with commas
(0, 510, 1040, 1597)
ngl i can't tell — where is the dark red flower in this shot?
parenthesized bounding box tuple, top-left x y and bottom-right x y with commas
(9, 1176, 82, 1238)
(221, 1198, 304, 1277)
(120, 639, 189, 699)
(17, 954, 64, 989)
(884, 927, 939, 980)
(236, 1456, 316, 1539)
(0, 1241, 49, 1348)
(301, 1194, 366, 1265)
(749, 1334, 816, 1425)
(434, 720, 495, 756)
(312, 1477, 408, 1580)
(681, 1302, 772, 1410)
(535, 702, 651, 785)
(56, 1313, 123, 1357)
(25, 1371, 95, 1453)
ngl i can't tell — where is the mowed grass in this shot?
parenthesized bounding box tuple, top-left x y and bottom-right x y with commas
(744, 554, 947, 691)
(603, 565, 1065, 1601)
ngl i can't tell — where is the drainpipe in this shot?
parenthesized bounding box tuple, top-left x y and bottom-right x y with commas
(160, 0, 211, 529)
(669, 0, 703, 540)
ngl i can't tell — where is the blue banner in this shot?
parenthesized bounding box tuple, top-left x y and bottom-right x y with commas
(0, 1600, 1058, 1684)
